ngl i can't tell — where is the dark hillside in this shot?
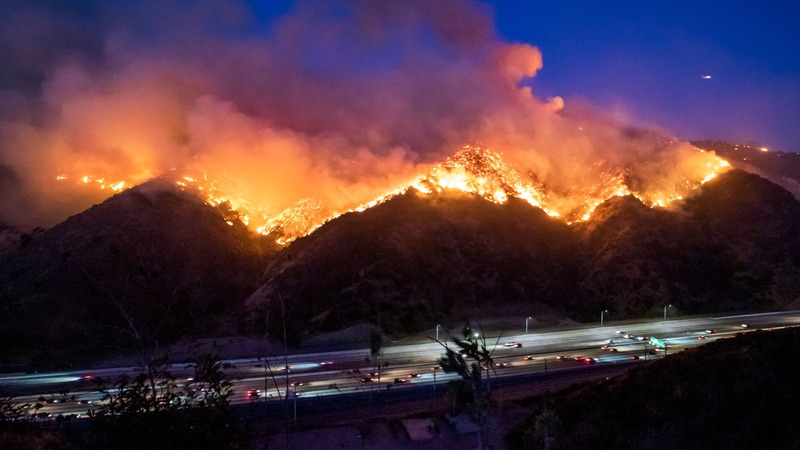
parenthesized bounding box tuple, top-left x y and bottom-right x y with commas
(508, 326, 800, 450)
(246, 189, 578, 342)
(0, 180, 276, 369)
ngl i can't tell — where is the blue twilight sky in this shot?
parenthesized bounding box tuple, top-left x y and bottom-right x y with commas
(491, 1, 800, 152)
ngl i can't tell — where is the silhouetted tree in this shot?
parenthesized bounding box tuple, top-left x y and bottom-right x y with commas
(438, 323, 495, 450)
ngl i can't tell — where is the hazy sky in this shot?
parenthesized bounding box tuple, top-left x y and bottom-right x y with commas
(189, 0, 800, 151)
(0, 0, 796, 230)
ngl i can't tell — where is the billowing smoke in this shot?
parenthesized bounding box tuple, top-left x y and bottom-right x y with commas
(0, 0, 721, 231)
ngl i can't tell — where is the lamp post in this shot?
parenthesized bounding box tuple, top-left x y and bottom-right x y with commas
(435, 324, 441, 341)
(601, 309, 609, 327)
(663, 304, 672, 321)
(525, 316, 532, 335)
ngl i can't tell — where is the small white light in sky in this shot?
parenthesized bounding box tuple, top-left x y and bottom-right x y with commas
(702, 75, 712, 79)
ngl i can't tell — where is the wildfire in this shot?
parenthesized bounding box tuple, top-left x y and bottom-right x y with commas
(55, 174, 128, 192)
(54, 144, 731, 245)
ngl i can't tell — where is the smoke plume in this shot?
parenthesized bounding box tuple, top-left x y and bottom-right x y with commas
(0, 0, 720, 230)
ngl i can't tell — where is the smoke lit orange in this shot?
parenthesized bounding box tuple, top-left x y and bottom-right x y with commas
(55, 144, 730, 244)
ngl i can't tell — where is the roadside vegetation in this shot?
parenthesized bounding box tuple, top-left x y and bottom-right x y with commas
(507, 327, 800, 449)
(0, 354, 245, 450)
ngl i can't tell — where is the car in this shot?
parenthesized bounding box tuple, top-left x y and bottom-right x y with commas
(604, 339, 614, 344)
(407, 373, 420, 378)
(608, 348, 618, 352)
(615, 330, 624, 334)
(583, 358, 597, 364)
(740, 324, 749, 328)
(504, 342, 523, 348)
(697, 335, 706, 340)
(623, 334, 634, 339)
(635, 336, 645, 341)
(246, 389, 261, 399)
(574, 356, 584, 361)
(629, 356, 640, 360)
(495, 362, 509, 368)
(705, 329, 717, 334)
(290, 381, 304, 387)
(600, 345, 609, 350)
(360, 377, 374, 383)
(555, 355, 566, 360)
(393, 378, 407, 383)
(319, 361, 334, 366)
(523, 355, 535, 360)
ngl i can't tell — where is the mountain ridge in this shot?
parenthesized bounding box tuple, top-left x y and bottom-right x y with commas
(1, 146, 799, 367)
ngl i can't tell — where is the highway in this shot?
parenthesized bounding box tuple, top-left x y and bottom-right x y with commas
(2, 311, 799, 419)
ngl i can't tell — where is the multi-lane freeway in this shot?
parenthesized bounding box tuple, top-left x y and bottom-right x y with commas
(3, 311, 799, 419)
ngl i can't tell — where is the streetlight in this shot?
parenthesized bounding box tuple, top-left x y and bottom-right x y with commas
(663, 304, 672, 321)
(525, 316, 532, 335)
(435, 324, 441, 341)
(601, 309, 609, 327)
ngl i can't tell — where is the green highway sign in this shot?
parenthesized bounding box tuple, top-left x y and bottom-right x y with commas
(649, 337, 666, 348)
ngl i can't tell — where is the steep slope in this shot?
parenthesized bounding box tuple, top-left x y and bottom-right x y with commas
(575, 170, 800, 318)
(246, 189, 578, 342)
(0, 179, 276, 368)
(693, 140, 800, 199)
(681, 169, 800, 308)
(574, 194, 742, 318)
(248, 170, 800, 340)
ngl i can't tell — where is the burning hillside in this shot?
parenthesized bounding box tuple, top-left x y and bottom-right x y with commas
(2, 0, 738, 240)
(51, 142, 731, 244)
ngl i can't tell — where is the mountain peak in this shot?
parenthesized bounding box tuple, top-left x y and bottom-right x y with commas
(412, 145, 550, 211)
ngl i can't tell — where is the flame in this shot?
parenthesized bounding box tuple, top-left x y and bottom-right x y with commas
(53, 144, 731, 245)
(56, 174, 130, 192)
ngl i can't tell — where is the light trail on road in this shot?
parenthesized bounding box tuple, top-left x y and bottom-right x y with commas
(3, 311, 799, 419)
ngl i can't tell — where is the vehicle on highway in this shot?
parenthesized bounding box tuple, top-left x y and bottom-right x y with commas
(623, 334, 634, 339)
(630, 356, 640, 360)
(705, 329, 717, 334)
(523, 355, 535, 360)
(407, 373, 420, 378)
(504, 342, 523, 348)
(360, 377, 374, 383)
(697, 335, 706, 340)
(319, 361, 334, 366)
(615, 330, 624, 334)
(555, 355, 566, 360)
(246, 389, 261, 399)
(608, 348, 618, 352)
(393, 378, 406, 383)
(604, 339, 614, 344)
(740, 323, 749, 328)
(495, 362, 509, 368)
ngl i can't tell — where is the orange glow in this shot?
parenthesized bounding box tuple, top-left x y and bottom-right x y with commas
(53, 144, 730, 244)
